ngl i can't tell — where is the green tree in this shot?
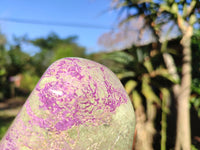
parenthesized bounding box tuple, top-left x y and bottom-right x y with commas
(190, 30, 200, 118)
(0, 32, 9, 100)
(100, 0, 199, 149)
(0, 34, 32, 99)
(7, 45, 31, 76)
(101, 44, 174, 150)
(50, 42, 85, 63)
(29, 33, 86, 76)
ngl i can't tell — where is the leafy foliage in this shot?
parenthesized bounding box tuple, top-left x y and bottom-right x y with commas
(7, 45, 31, 76)
(0, 34, 9, 100)
(101, 42, 178, 149)
(29, 33, 86, 76)
(108, 0, 199, 149)
(103, 44, 174, 106)
(190, 31, 200, 117)
(0, 32, 87, 100)
(0, 117, 15, 140)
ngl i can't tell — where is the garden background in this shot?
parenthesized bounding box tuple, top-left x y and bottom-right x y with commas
(0, 0, 199, 150)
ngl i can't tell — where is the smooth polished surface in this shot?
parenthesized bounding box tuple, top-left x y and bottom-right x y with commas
(0, 57, 135, 150)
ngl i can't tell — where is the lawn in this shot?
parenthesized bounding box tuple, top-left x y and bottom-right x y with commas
(0, 116, 14, 140)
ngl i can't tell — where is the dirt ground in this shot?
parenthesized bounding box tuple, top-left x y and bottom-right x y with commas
(0, 97, 26, 139)
(0, 97, 26, 117)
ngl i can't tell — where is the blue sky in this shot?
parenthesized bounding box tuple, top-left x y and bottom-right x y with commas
(0, 0, 118, 54)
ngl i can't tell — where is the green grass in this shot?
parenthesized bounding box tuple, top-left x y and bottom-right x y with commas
(0, 117, 15, 140)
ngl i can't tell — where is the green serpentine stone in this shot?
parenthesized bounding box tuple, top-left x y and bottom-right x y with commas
(0, 58, 135, 150)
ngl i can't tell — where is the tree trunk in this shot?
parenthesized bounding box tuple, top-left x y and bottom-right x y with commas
(175, 25, 193, 150)
(135, 102, 156, 150)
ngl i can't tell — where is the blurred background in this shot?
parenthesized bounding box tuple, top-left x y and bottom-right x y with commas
(0, 0, 199, 150)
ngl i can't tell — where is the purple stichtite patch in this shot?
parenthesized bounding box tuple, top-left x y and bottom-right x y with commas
(0, 57, 135, 150)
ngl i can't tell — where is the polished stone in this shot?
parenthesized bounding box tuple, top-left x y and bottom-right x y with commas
(0, 57, 135, 150)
